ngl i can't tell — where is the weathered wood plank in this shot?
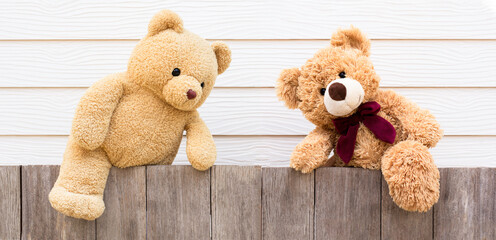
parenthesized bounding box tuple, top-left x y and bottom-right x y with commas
(479, 168, 496, 240)
(0, 166, 20, 239)
(315, 167, 381, 239)
(146, 165, 210, 240)
(381, 178, 433, 240)
(4, 166, 495, 239)
(96, 167, 146, 240)
(262, 168, 314, 240)
(434, 168, 480, 240)
(212, 166, 262, 240)
(21, 165, 95, 240)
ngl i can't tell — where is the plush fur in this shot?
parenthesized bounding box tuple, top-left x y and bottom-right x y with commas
(49, 10, 231, 220)
(276, 27, 443, 212)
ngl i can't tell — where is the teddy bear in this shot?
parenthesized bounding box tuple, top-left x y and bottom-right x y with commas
(49, 10, 231, 220)
(276, 27, 443, 212)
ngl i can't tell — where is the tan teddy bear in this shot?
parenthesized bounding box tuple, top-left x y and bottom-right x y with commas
(49, 10, 231, 220)
(276, 27, 443, 212)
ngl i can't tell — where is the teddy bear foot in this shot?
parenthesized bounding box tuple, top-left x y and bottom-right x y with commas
(381, 140, 440, 212)
(49, 186, 105, 220)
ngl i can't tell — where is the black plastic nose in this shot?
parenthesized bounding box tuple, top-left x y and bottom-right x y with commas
(187, 89, 197, 99)
(329, 82, 347, 101)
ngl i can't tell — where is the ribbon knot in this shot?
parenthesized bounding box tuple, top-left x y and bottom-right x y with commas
(332, 101, 396, 164)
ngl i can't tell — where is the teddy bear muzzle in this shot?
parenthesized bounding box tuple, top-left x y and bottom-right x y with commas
(162, 75, 203, 110)
(324, 78, 365, 117)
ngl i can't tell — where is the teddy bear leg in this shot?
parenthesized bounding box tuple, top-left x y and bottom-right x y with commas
(381, 140, 440, 212)
(49, 138, 111, 220)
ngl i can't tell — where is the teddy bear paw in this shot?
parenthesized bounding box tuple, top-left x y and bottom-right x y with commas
(290, 158, 319, 173)
(388, 179, 439, 212)
(190, 159, 215, 171)
(49, 186, 105, 220)
(382, 140, 440, 212)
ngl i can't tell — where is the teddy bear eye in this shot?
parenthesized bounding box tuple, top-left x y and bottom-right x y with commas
(320, 88, 326, 96)
(201, 82, 205, 88)
(172, 68, 181, 76)
(339, 71, 346, 78)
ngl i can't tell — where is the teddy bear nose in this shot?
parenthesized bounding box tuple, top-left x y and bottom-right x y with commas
(328, 82, 347, 101)
(186, 89, 197, 99)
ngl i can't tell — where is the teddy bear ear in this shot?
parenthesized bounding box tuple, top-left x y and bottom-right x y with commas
(147, 10, 184, 37)
(276, 68, 301, 109)
(211, 41, 232, 75)
(330, 26, 371, 57)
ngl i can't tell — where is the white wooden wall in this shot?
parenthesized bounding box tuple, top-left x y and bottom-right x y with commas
(1, 0, 495, 167)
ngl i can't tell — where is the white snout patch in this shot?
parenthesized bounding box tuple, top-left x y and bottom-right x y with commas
(324, 78, 365, 117)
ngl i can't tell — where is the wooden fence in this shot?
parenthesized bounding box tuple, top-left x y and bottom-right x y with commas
(0, 166, 494, 240)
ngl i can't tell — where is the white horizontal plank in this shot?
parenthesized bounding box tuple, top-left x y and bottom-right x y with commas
(1, 0, 496, 40)
(0, 135, 494, 167)
(1, 40, 496, 88)
(0, 88, 493, 136)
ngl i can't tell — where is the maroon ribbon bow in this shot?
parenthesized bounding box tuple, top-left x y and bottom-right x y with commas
(332, 101, 396, 164)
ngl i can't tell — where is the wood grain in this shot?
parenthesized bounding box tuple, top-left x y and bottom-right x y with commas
(434, 168, 480, 240)
(0, 88, 493, 136)
(1, 40, 495, 88)
(211, 166, 262, 240)
(0, 166, 494, 238)
(146, 165, 210, 240)
(96, 166, 146, 240)
(479, 168, 496, 240)
(381, 178, 433, 240)
(0, 166, 20, 239)
(1, 0, 496, 39)
(0, 136, 494, 168)
(21, 165, 95, 240)
(262, 168, 314, 240)
(315, 167, 381, 239)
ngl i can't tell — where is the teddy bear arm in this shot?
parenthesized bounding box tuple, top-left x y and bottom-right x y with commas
(378, 89, 443, 148)
(71, 73, 124, 150)
(403, 108, 443, 148)
(184, 113, 216, 171)
(290, 127, 335, 173)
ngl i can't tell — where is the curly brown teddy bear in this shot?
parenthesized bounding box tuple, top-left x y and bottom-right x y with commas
(49, 10, 231, 220)
(276, 27, 443, 212)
